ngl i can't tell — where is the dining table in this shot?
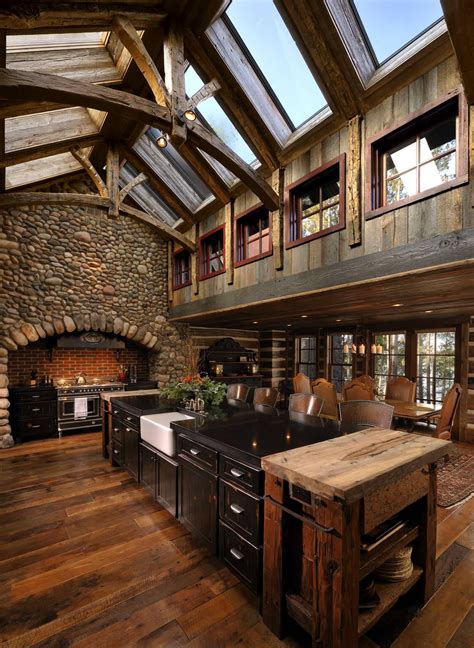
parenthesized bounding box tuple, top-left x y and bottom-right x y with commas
(382, 399, 442, 431)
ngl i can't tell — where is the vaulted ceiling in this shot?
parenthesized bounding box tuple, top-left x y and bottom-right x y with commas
(0, 0, 468, 236)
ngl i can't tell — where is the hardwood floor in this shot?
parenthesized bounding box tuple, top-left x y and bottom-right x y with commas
(0, 433, 472, 647)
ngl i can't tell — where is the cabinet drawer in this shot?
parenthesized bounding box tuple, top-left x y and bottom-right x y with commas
(219, 479, 262, 543)
(13, 401, 55, 420)
(178, 435, 217, 473)
(13, 417, 56, 439)
(111, 440, 123, 465)
(120, 410, 140, 430)
(219, 522, 261, 593)
(112, 421, 123, 442)
(219, 454, 262, 496)
(12, 390, 55, 404)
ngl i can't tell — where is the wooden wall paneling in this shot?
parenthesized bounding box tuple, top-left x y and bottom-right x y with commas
(225, 200, 234, 285)
(260, 330, 287, 388)
(466, 316, 474, 443)
(347, 114, 362, 247)
(0, 29, 6, 192)
(272, 167, 285, 271)
(456, 322, 469, 441)
(470, 106, 474, 229)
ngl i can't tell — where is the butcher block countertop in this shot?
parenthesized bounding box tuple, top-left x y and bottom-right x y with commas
(101, 389, 160, 402)
(261, 428, 451, 503)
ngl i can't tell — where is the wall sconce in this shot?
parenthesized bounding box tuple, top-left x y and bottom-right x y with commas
(370, 343, 377, 354)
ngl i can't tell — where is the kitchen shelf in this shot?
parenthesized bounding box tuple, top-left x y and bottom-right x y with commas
(360, 524, 419, 580)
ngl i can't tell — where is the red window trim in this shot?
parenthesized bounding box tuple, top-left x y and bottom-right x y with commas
(364, 88, 469, 220)
(172, 247, 192, 291)
(198, 224, 226, 281)
(234, 203, 273, 268)
(284, 154, 346, 250)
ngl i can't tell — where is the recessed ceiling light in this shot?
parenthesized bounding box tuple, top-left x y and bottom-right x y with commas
(392, 303, 403, 307)
(301, 315, 308, 318)
(252, 321, 259, 324)
(425, 310, 433, 313)
(287, 324, 292, 327)
(336, 319, 342, 322)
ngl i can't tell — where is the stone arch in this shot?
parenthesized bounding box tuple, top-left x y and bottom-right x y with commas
(0, 311, 168, 448)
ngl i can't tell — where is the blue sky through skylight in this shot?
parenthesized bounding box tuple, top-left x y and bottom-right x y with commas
(226, 0, 326, 129)
(185, 65, 256, 165)
(353, 0, 443, 64)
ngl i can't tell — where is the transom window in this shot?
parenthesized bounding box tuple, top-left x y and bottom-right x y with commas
(199, 227, 225, 280)
(367, 95, 468, 216)
(236, 205, 271, 266)
(416, 330, 455, 405)
(295, 336, 317, 380)
(372, 332, 406, 397)
(328, 333, 353, 393)
(286, 156, 345, 248)
(173, 249, 191, 290)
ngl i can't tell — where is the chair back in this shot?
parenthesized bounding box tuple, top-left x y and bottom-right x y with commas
(293, 372, 312, 394)
(435, 383, 462, 440)
(288, 393, 324, 425)
(226, 383, 250, 404)
(339, 400, 394, 429)
(386, 377, 416, 402)
(312, 379, 338, 420)
(343, 380, 374, 401)
(254, 403, 279, 416)
(253, 387, 279, 407)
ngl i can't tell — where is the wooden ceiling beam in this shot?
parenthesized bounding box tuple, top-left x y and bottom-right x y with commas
(1, 133, 102, 169)
(178, 142, 231, 205)
(165, 0, 230, 34)
(119, 171, 147, 201)
(440, 0, 474, 104)
(0, 191, 195, 250)
(186, 79, 220, 111)
(106, 142, 120, 216)
(70, 144, 108, 197)
(112, 16, 171, 108)
(163, 20, 187, 145)
(274, 0, 364, 119)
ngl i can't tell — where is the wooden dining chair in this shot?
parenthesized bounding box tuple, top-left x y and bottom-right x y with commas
(312, 379, 338, 420)
(293, 372, 312, 394)
(253, 387, 279, 407)
(343, 380, 375, 401)
(254, 403, 280, 416)
(288, 393, 324, 425)
(427, 383, 462, 440)
(226, 383, 250, 405)
(385, 377, 416, 402)
(339, 400, 394, 429)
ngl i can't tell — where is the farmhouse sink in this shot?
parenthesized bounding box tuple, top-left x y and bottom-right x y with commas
(140, 412, 193, 457)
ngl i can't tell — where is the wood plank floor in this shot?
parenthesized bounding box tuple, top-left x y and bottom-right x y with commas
(0, 433, 472, 647)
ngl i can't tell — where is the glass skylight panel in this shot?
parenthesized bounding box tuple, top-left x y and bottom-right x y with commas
(185, 66, 256, 164)
(352, 0, 443, 64)
(225, 0, 326, 128)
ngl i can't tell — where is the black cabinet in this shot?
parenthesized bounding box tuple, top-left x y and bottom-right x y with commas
(139, 442, 179, 517)
(179, 454, 218, 554)
(140, 443, 157, 496)
(122, 424, 139, 480)
(10, 386, 57, 442)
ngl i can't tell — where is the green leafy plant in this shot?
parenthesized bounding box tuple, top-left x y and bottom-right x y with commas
(161, 375, 227, 408)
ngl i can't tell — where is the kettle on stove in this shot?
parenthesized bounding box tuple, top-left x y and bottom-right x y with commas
(75, 373, 86, 385)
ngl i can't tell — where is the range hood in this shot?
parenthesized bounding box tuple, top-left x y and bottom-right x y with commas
(56, 332, 125, 349)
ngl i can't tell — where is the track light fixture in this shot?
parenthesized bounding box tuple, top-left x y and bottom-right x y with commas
(156, 132, 169, 149)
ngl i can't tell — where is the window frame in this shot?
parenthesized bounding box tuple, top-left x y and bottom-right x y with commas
(365, 89, 468, 220)
(370, 331, 407, 397)
(285, 154, 346, 249)
(327, 332, 354, 393)
(234, 203, 273, 268)
(295, 335, 317, 380)
(172, 248, 192, 291)
(199, 225, 226, 281)
(415, 328, 456, 405)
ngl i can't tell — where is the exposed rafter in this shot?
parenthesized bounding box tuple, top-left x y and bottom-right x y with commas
(186, 79, 220, 112)
(0, 191, 195, 250)
(163, 20, 187, 145)
(2, 134, 102, 168)
(119, 171, 147, 201)
(178, 143, 231, 205)
(70, 144, 108, 197)
(440, 0, 474, 104)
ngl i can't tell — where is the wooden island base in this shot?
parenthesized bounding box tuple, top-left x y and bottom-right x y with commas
(261, 429, 451, 648)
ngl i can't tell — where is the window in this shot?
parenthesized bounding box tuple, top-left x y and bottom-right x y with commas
(295, 336, 317, 380)
(372, 332, 406, 397)
(225, 0, 326, 128)
(199, 226, 225, 279)
(366, 94, 468, 217)
(173, 249, 191, 290)
(286, 156, 345, 248)
(416, 330, 455, 405)
(328, 333, 353, 393)
(235, 205, 271, 266)
(352, 0, 443, 65)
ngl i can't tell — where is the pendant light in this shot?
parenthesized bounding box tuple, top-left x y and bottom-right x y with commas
(370, 343, 377, 354)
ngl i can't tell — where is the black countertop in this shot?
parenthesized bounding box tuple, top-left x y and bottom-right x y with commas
(110, 394, 174, 416)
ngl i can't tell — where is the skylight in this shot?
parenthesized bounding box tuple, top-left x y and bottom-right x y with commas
(185, 65, 256, 164)
(225, 0, 326, 129)
(352, 0, 444, 65)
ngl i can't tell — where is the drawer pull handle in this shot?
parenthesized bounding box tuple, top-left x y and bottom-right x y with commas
(189, 448, 200, 456)
(230, 468, 244, 479)
(32, 408, 41, 412)
(126, 427, 131, 432)
(230, 503, 244, 515)
(126, 417, 132, 421)
(114, 449, 120, 455)
(230, 547, 244, 561)
(31, 425, 41, 429)
(114, 427, 119, 432)
(113, 410, 118, 415)
(32, 395, 40, 399)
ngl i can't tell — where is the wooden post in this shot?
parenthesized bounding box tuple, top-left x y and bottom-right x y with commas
(168, 241, 174, 304)
(347, 115, 362, 247)
(225, 200, 234, 285)
(412, 467, 437, 604)
(164, 20, 187, 145)
(106, 142, 120, 217)
(192, 223, 200, 296)
(0, 30, 5, 192)
(271, 167, 285, 270)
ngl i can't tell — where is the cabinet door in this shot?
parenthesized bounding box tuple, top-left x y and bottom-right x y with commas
(140, 444, 157, 497)
(157, 455, 178, 517)
(123, 427, 139, 481)
(179, 455, 218, 554)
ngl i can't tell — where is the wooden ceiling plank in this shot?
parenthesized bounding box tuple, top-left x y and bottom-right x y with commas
(70, 145, 108, 197)
(2, 133, 102, 168)
(122, 143, 195, 225)
(187, 121, 279, 211)
(178, 142, 230, 205)
(440, 0, 474, 104)
(185, 28, 280, 170)
(274, 0, 364, 120)
(119, 171, 147, 201)
(112, 16, 171, 108)
(0, 100, 71, 119)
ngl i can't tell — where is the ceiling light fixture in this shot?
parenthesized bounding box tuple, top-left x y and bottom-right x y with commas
(425, 310, 433, 313)
(301, 315, 308, 318)
(336, 319, 342, 322)
(392, 303, 403, 307)
(287, 324, 292, 327)
(183, 109, 197, 122)
(156, 133, 169, 149)
(252, 321, 259, 324)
